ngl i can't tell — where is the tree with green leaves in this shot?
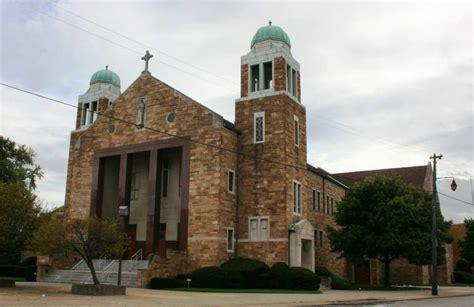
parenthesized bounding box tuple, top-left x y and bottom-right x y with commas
(0, 137, 45, 261)
(460, 218, 474, 266)
(32, 216, 128, 285)
(328, 174, 451, 287)
(0, 136, 43, 190)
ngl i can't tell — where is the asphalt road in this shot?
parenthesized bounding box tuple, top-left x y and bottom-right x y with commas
(378, 295, 474, 306)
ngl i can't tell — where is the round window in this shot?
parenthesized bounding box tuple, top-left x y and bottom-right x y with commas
(108, 123, 116, 133)
(167, 112, 176, 123)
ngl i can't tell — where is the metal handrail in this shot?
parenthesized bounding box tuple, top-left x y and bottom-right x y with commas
(71, 259, 84, 270)
(130, 249, 143, 261)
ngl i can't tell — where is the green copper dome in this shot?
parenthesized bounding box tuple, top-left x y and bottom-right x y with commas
(90, 66, 121, 87)
(251, 22, 291, 48)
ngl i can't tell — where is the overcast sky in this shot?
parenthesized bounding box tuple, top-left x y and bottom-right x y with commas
(0, 0, 472, 223)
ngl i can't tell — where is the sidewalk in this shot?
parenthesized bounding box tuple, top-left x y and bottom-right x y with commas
(0, 282, 473, 306)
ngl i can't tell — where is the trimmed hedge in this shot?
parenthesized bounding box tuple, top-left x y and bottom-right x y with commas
(189, 266, 227, 288)
(150, 278, 186, 289)
(455, 259, 472, 274)
(315, 266, 333, 277)
(221, 258, 269, 288)
(453, 271, 474, 284)
(331, 274, 351, 290)
(265, 262, 290, 289)
(0, 265, 25, 278)
(224, 269, 245, 289)
(285, 267, 320, 290)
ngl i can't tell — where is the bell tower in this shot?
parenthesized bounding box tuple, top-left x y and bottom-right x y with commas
(235, 22, 308, 265)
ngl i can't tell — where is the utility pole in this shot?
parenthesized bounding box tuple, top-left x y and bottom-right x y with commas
(430, 153, 442, 296)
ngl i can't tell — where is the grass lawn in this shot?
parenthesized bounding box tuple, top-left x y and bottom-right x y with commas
(169, 288, 321, 294)
(0, 277, 26, 281)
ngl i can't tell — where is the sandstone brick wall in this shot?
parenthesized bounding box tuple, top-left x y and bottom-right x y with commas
(64, 72, 238, 274)
(449, 223, 467, 265)
(240, 64, 248, 98)
(234, 92, 306, 266)
(306, 171, 350, 278)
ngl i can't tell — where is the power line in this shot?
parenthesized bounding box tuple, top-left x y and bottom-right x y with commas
(40, 12, 236, 93)
(0, 82, 311, 174)
(52, 2, 235, 84)
(41, 7, 469, 176)
(438, 192, 474, 206)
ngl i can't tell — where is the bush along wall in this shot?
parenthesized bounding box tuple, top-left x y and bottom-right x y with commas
(149, 258, 323, 291)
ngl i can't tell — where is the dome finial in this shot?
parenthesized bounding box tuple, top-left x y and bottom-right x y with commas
(105, 65, 108, 70)
(268, 20, 272, 26)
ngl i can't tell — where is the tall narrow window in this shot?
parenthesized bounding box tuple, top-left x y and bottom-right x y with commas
(326, 195, 330, 214)
(162, 160, 169, 197)
(260, 218, 270, 240)
(227, 228, 234, 252)
(254, 112, 265, 144)
(312, 189, 316, 211)
(317, 191, 321, 212)
(330, 197, 335, 215)
(250, 64, 260, 92)
(249, 218, 259, 241)
(263, 61, 273, 90)
(292, 69, 297, 97)
(130, 172, 139, 200)
(293, 180, 302, 214)
(287, 64, 292, 93)
(294, 115, 299, 146)
(228, 169, 235, 193)
(82, 102, 90, 126)
(319, 231, 324, 247)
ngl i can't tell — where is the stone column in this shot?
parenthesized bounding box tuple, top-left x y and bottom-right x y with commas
(146, 149, 160, 256)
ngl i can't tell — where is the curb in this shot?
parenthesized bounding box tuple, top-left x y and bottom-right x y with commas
(321, 292, 474, 305)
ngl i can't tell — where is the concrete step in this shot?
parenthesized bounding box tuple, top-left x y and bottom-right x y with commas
(42, 270, 138, 287)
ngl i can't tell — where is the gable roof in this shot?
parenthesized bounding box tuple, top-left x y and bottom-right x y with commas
(333, 165, 429, 188)
(307, 164, 349, 189)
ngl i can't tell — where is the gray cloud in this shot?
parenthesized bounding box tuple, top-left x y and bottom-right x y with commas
(0, 1, 472, 222)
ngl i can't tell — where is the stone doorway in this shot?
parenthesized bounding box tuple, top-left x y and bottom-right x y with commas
(289, 219, 315, 271)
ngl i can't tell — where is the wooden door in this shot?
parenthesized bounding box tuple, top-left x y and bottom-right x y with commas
(354, 260, 371, 284)
(159, 223, 166, 258)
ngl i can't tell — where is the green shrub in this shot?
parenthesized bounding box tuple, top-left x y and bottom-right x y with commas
(265, 262, 290, 289)
(285, 267, 320, 290)
(150, 278, 186, 289)
(24, 265, 36, 281)
(453, 271, 474, 284)
(189, 266, 226, 288)
(315, 266, 333, 277)
(455, 259, 472, 273)
(221, 257, 269, 288)
(331, 274, 352, 290)
(21, 256, 37, 266)
(0, 253, 21, 265)
(224, 269, 245, 289)
(176, 273, 189, 280)
(0, 265, 25, 277)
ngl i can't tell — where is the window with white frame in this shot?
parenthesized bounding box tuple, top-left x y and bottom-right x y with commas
(287, 64, 292, 93)
(293, 180, 302, 214)
(292, 69, 297, 97)
(227, 228, 234, 252)
(227, 169, 235, 193)
(294, 115, 299, 146)
(254, 112, 265, 144)
(249, 217, 270, 241)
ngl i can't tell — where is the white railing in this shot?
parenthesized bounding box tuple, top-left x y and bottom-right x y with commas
(71, 259, 84, 270)
(128, 249, 143, 270)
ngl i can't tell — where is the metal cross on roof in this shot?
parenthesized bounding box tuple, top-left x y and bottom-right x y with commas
(268, 20, 272, 26)
(141, 50, 153, 72)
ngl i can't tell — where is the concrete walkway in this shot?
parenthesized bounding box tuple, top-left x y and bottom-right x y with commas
(0, 282, 473, 306)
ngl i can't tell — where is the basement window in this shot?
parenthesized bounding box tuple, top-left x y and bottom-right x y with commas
(250, 64, 260, 92)
(263, 61, 273, 90)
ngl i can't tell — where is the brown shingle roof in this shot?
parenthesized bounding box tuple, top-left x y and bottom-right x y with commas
(333, 165, 429, 188)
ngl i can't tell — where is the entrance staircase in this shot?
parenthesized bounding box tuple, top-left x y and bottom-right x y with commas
(42, 250, 147, 288)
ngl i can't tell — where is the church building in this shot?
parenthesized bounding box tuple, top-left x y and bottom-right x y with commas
(60, 23, 449, 287)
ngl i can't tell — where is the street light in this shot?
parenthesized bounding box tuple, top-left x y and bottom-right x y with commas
(118, 205, 129, 286)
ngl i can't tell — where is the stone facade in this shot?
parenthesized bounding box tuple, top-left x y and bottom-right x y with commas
(58, 23, 443, 288)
